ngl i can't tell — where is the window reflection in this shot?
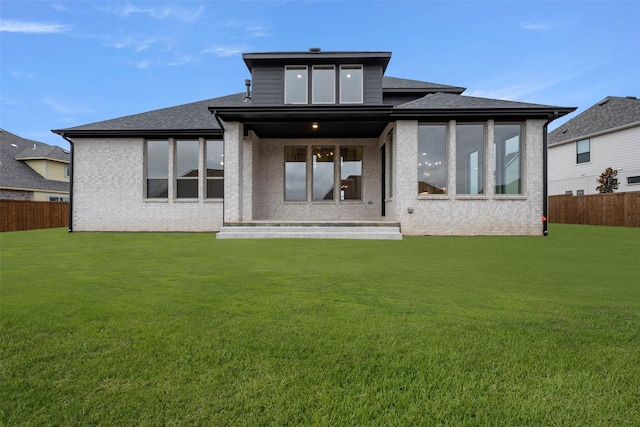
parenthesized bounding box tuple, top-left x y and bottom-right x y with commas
(340, 146, 362, 200)
(313, 147, 334, 200)
(418, 125, 447, 195)
(285, 147, 307, 201)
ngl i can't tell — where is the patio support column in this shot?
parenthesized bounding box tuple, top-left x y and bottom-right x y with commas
(223, 121, 244, 223)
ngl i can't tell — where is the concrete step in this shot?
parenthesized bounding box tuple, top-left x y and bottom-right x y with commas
(216, 223, 402, 240)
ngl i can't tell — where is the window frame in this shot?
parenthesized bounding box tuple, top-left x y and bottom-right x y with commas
(494, 123, 523, 195)
(145, 139, 169, 199)
(174, 139, 200, 199)
(284, 65, 308, 104)
(312, 65, 336, 104)
(455, 123, 486, 196)
(576, 138, 590, 164)
(418, 124, 448, 196)
(339, 65, 364, 104)
(205, 139, 224, 199)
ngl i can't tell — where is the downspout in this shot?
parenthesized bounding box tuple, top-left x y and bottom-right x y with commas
(60, 134, 74, 233)
(542, 112, 558, 237)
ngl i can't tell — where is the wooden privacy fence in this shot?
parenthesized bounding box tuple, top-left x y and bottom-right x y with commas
(0, 200, 69, 232)
(549, 192, 640, 227)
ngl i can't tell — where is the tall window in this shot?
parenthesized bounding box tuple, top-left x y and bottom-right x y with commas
(313, 147, 334, 200)
(285, 147, 307, 201)
(206, 140, 224, 198)
(285, 66, 308, 104)
(494, 124, 522, 194)
(456, 124, 485, 195)
(175, 140, 199, 199)
(146, 140, 169, 198)
(312, 65, 335, 104)
(340, 147, 362, 200)
(577, 139, 590, 164)
(418, 125, 447, 195)
(340, 65, 363, 104)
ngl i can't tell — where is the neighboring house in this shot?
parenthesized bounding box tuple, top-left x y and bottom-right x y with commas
(548, 96, 640, 196)
(0, 129, 70, 202)
(53, 49, 574, 237)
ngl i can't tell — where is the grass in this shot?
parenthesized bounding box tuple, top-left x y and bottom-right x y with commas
(1, 225, 639, 426)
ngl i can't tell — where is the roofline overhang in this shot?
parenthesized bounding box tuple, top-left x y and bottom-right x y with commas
(51, 128, 223, 139)
(211, 105, 395, 123)
(0, 185, 69, 194)
(243, 51, 392, 71)
(390, 107, 576, 121)
(15, 156, 69, 163)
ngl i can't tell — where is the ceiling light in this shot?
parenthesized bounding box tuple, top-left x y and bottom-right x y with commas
(312, 122, 319, 129)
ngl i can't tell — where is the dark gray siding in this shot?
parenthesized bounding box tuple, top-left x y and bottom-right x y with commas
(363, 65, 383, 104)
(251, 66, 283, 105)
(250, 63, 384, 105)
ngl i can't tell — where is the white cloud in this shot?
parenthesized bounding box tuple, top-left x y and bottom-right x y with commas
(43, 98, 94, 114)
(10, 70, 38, 79)
(0, 19, 71, 34)
(167, 54, 198, 66)
(134, 59, 153, 69)
(201, 46, 246, 57)
(51, 4, 71, 13)
(247, 25, 269, 37)
(110, 36, 158, 52)
(112, 3, 204, 23)
(520, 19, 554, 31)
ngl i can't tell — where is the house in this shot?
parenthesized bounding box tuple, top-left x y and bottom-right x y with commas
(53, 49, 574, 237)
(0, 129, 70, 202)
(548, 96, 640, 196)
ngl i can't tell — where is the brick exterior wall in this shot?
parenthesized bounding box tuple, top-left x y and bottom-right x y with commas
(386, 119, 545, 236)
(72, 118, 546, 235)
(72, 137, 223, 232)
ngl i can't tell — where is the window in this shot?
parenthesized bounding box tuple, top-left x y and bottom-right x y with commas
(285, 66, 308, 104)
(313, 147, 334, 200)
(577, 189, 585, 195)
(494, 124, 522, 194)
(418, 125, 447, 195)
(565, 190, 573, 195)
(146, 140, 169, 198)
(49, 196, 69, 202)
(577, 139, 590, 163)
(340, 147, 362, 200)
(206, 140, 224, 198)
(340, 65, 363, 103)
(312, 66, 335, 104)
(64, 164, 70, 178)
(628, 176, 640, 185)
(456, 124, 485, 195)
(175, 140, 199, 199)
(285, 147, 307, 201)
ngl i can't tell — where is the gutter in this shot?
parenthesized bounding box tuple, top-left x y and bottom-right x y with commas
(59, 133, 74, 233)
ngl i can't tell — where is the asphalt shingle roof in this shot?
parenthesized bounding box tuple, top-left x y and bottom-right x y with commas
(55, 93, 246, 133)
(382, 76, 465, 93)
(1, 129, 70, 193)
(395, 92, 565, 110)
(548, 96, 640, 146)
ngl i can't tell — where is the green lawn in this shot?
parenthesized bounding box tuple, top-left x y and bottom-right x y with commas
(1, 225, 639, 426)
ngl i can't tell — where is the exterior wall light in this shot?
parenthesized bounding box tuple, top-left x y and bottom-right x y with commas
(312, 122, 319, 129)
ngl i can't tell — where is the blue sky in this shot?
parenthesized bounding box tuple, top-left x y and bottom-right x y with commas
(2, 1, 638, 149)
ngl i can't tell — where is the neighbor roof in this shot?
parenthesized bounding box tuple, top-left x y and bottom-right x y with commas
(382, 76, 465, 94)
(0, 129, 70, 193)
(548, 96, 640, 146)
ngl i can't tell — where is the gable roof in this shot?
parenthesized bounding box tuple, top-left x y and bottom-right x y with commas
(548, 96, 640, 146)
(0, 129, 70, 193)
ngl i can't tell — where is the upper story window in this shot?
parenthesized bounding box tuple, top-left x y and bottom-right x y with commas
(284, 64, 363, 105)
(577, 138, 590, 164)
(340, 65, 363, 104)
(64, 163, 70, 178)
(312, 65, 335, 104)
(285, 66, 308, 104)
